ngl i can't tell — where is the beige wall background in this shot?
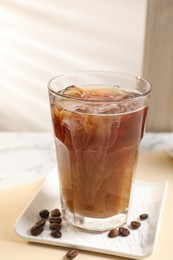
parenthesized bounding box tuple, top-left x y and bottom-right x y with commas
(1, 0, 172, 132)
(0, 0, 147, 131)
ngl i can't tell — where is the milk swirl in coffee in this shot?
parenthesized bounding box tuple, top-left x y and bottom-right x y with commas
(50, 85, 147, 219)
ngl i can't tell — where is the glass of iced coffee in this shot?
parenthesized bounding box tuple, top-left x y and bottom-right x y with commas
(48, 71, 151, 232)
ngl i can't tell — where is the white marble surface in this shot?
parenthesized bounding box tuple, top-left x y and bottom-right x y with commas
(0, 132, 173, 190)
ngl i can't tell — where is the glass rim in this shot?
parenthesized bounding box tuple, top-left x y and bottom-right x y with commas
(48, 71, 152, 103)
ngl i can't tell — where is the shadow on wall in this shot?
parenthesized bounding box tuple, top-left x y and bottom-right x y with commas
(0, 0, 147, 131)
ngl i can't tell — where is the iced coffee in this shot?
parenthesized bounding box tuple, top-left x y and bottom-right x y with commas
(48, 72, 151, 231)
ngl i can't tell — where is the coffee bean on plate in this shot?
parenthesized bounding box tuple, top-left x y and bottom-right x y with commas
(49, 216, 62, 224)
(108, 229, 119, 238)
(131, 221, 141, 229)
(39, 209, 49, 219)
(140, 213, 149, 220)
(51, 208, 61, 217)
(49, 223, 62, 230)
(36, 219, 46, 227)
(66, 248, 79, 259)
(30, 225, 44, 236)
(119, 227, 130, 237)
(51, 229, 62, 238)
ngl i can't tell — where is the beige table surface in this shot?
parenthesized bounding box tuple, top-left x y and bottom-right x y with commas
(0, 151, 173, 260)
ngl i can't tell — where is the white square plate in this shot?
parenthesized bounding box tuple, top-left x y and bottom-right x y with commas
(15, 168, 168, 259)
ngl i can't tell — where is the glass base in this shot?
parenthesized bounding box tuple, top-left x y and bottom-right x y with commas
(61, 200, 128, 233)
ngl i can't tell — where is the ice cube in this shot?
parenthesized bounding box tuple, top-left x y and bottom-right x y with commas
(72, 105, 91, 114)
(98, 104, 127, 114)
(111, 86, 128, 96)
(112, 93, 129, 101)
(112, 118, 121, 128)
(97, 104, 115, 114)
(62, 85, 84, 97)
(123, 92, 141, 99)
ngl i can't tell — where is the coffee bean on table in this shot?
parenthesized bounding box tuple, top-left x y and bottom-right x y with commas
(119, 227, 130, 237)
(49, 223, 62, 230)
(108, 229, 119, 238)
(140, 213, 149, 220)
(131, 221, 141, 229)
(39, 209, 49, 219)
(30, 225, 44, 236)
(51, 208, 61, 217)
(51, 229, 62, 238)
(66, 249, 79, 259)
(49, 216, 62, 224)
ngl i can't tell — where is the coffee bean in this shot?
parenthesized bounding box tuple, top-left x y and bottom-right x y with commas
(108, 229, 119, 238)
(66, 249, 79, 260)
(119, 227, 130, 237)
(51, 208, 61, 217)
(30, 225, 44, 236)
(131, 221, 141, 229)
(39, 209, 49, 219)
(49, 223, 62, 230)
(49, 216, 62, 224)
(51, 229, 62, 238)
(140, 213, 149, 220)
(36, 219, 46, 227)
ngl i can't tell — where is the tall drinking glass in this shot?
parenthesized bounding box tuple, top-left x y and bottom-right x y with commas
(48, 71, 151, 232)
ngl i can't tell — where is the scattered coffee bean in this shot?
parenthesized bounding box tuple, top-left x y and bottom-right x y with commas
(36, 219, 46, 227)
(131, 221, 141, 229)
(108, 229, 119, 238)
(49, 223, 62, 230)
(119, 227, 130, 237)
(29, 208, 64, 238)
(30, 225, 44, 236)
(51, 229, 62, 238)
(140, 213, 149, 220)
(39, 209, 49, 219)
(66, 249, 79, 260)
(51, 208, 61, 217)
(49, 216, 62, 224)
(29, 207, 150, 243)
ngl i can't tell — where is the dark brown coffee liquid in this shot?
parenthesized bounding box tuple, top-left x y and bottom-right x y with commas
(50, 87, 147, 218)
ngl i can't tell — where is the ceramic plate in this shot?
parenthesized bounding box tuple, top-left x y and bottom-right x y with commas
(15, 168, 168, 259)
